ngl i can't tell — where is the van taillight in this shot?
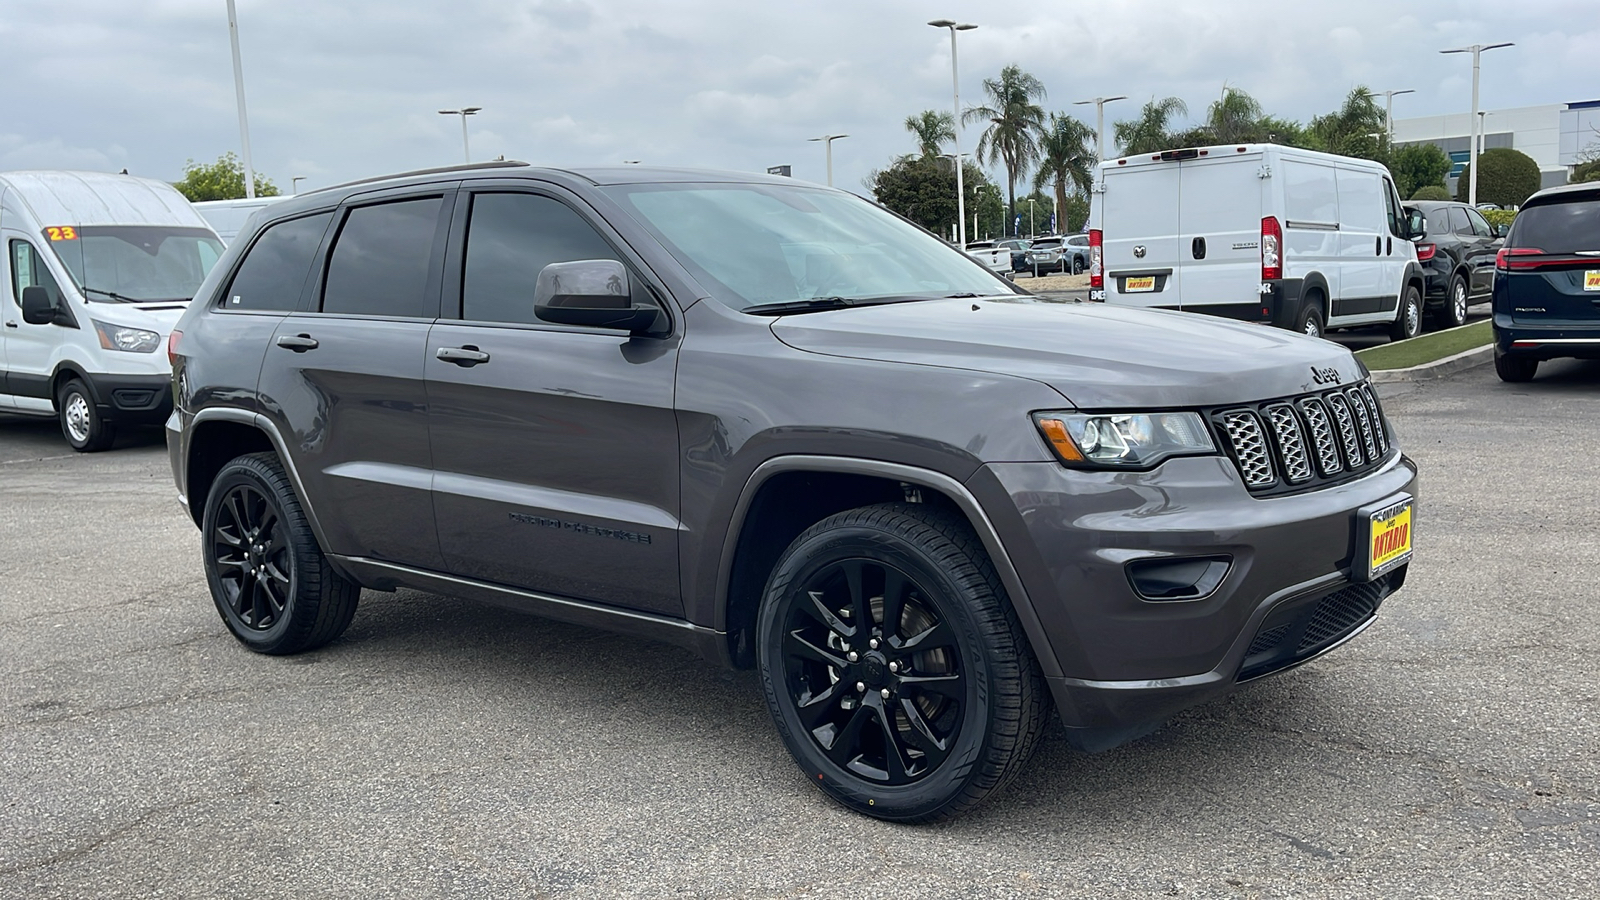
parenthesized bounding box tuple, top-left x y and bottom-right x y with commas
(1261, 216, 1282, 281)
(1088, 229, 1103, 289)
(1415, 243, 1437, 262)
(167, 330, 182, 367)
(1496, 247, 1545, 270)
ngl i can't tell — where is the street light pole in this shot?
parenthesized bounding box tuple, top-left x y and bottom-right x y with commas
(1441, 43, 1512, 206)
(438, 107, 482, 164)
(1379, 89, 1415, 143)
(224, 0, 256, 199)
(807, 134, 849, 186)
(929, 20, 977, 248)
(1073, 95, 1127, 163)
(291, 176, 306, 195)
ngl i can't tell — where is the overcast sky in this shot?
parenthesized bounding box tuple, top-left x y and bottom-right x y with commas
(2, 0, 1595, 196)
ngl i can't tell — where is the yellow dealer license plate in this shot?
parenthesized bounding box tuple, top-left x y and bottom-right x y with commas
(1124, 275, 1156, 293)
(1367, 497, 1413, 579)
(1584, 270, 1600, 291)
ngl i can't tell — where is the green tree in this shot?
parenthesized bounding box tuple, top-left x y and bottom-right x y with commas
(1455, 148, 1541, 207)
(1113, 96, 1188, 157)
(173, 152, 279, 201)
(1409, 185, 1452, 201)
(868, 154, 999, 239)
(1574, 160, 1600, 184)
(1388, 143, 1454, 199)
(1305, 87, 1386, 160)
(904, 110, 956, 159)
(1015, 191, 1055, 236)
(1032, 112, 1096, 235)
(1257, 115, 1308, 146)
(963, 64, 1048, 234)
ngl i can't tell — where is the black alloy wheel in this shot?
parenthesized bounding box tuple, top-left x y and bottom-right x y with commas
(757, 503, 1047, 822)
(202, 453, 359, 654)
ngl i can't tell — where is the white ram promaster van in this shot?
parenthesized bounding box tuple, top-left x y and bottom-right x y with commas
(1, 171, 223, 450)
(1088, 144, 1425, 339)
(192, 195, 289, 244)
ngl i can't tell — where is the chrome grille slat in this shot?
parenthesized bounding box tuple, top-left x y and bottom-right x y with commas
(1222, 411, 1275, 487)
(1325, 393, 1364, 467)
(1346, 387, 1379, 462)
(1297, 398, 1343, 476)
(1266, 405, 1313, 483)
(1358, 384, 1388, 455)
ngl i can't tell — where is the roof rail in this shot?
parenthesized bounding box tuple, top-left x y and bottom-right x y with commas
(304, 159, 531, 196)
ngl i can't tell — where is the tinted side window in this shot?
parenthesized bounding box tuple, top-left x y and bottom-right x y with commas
(1426, 209, 1450, 237)
(1464, 208, 1493, 238)
(322, 197, 443, 318)
(8, 240, 66, 308)
(1448, 206, 1473, 236)
(462, 193, 621, 325)
(222, 213, 332, 312)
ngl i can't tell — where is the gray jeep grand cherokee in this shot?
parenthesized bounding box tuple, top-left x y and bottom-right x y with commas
(167, 162, 1417, 822)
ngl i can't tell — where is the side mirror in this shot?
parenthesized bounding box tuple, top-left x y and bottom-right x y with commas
(1495, 223, 1510, 238)
(1404, 209, 1427, 240)
(20, 285, 58, 325)
(533, 259, 661, 335)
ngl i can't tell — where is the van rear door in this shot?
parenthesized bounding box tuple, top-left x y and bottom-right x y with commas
(1177, 151, 1264, 315)
(1100, 159, 1180, 309)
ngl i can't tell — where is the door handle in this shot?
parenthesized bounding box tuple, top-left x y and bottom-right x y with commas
(275, 334, 319, 352)
(1191, 236, 1207, 260)
(436, 345, 490, 366)
(1375, 236, 1383, 256)
(3, 321, 16, 328)
(1386, 236, 1393, 255)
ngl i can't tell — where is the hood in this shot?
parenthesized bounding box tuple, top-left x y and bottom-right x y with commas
(770, 298, 1366, 409)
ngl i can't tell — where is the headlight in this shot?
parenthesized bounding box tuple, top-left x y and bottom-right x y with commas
(1033, 411, 1216, 469)
(91, 319, 162, 353)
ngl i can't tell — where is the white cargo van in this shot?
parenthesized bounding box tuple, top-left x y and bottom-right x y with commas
(1088, 144, 1425, 339)
(1, 171, 223, 450)
(192, 195, 289, 244)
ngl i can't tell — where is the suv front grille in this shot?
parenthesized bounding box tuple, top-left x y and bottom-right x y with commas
(1212, 383, 1394, 496)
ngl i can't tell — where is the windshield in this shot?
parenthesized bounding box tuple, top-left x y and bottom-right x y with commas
(602, 182, 1021, 310)
(1510, 196, 1600, 254)
(46, 226, 223, 302)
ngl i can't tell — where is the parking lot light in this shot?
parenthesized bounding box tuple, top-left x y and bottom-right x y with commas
(807, 134, 849, 186)
(438, 107, 483, 164)
(1440, 43, 1513, 206)
(929, 19, 977, 247)
(1378, 89, 1415, 142)
(1073, 95, 1127, 165)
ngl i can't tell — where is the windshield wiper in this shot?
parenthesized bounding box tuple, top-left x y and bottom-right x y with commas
(79, 286, 141, 303)
(743, 296, 866, 316)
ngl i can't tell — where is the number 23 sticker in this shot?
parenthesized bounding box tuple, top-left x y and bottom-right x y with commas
(45, 226, 78, 241)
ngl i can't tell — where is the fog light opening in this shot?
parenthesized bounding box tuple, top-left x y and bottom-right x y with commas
(1126, 556, 1232, 601)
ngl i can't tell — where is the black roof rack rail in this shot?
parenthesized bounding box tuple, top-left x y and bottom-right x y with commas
(304, 160, 531, 196)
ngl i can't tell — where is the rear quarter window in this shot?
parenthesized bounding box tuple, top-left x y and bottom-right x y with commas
(222, 213, 333, 312)
(1511, 196, 1600, 254)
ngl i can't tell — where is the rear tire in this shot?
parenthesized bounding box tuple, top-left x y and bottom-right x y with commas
(201, 452, 359, 655)
(1494, 348, 1539, 383)
(1389, 284, 1423, 342)
(1294, 299, 1325, 338)
(1442, 275, 1470, 329)
(56, 378, 116, 452)
(756, 502, 1048, 823)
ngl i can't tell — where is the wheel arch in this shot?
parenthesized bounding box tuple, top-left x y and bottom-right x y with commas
(716, 455, 1062, 680)
(48, 362, 95, 410)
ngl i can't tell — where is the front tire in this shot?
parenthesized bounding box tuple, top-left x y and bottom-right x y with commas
(201, 452, 359, 655)
(56, 378, 115, 452)
(756, 502, 1048, 823)
(1389, 284, 1423, 342)
(1071, 256, 1085, 275)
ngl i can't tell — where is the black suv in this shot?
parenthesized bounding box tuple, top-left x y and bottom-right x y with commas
(168, 162, 1418, 822)
(1491, 183, 1600, 381)
(1403, 200, 1504, 329)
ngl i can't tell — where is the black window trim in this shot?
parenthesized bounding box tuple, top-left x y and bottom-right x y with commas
(304, 184, 459, 321)
(439, 182, 677, 337)
(211, 208, 338, 316)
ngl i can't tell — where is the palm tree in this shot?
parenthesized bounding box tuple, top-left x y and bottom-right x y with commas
(963, 64, 1048, 234)
(1307, 86, 1386, 157)
(1204, 86, 1265, 144)
(1113, 96, 1188, 157)
(904, 110, 956, 159)
(1033, 113, 1097, 232)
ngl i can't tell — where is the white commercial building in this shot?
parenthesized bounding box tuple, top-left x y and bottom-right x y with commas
(1393, 100, 1599, 192)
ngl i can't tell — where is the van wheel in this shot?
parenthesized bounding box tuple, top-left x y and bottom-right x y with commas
(1294, 303, 1325, 338)
(56, 378, 116, 452)
(201, 452, 359, 655)
(1389, 285, 1423, 342)
(1494, 348, 1538, 383)
(1443, 275, 1470, 329)
(756, 502, 1048, 823)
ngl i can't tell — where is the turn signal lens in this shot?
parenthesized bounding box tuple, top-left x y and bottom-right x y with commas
(1035, 417, 1085, 462)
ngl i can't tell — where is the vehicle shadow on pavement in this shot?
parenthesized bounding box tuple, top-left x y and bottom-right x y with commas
(0, 415, 165, 455)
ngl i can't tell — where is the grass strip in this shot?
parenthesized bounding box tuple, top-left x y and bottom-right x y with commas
(1356, 320, 1492, 370)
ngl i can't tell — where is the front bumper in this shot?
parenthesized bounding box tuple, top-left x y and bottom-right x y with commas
(83, 372, 173, 426)
(967, 451, 1419, 749)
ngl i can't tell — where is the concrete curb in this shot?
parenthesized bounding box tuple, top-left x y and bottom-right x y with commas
(1368, 342, 1493, 383)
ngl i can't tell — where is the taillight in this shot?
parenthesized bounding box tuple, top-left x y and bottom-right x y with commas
(1088, 229, 1103, 289)
(167, 330, 183, 367)
(1261, 216, 1282, 281)
(1496, 247, 1551, 271)
(1415, 243, 1437, 262)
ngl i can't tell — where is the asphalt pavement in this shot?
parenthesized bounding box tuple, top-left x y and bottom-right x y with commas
(2, 359, 1597, 898)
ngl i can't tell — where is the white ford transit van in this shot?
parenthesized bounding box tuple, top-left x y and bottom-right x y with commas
(1087, 144, 1425, 340)
(1, 171, 224, 450)
(192, 196, 289, 244)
